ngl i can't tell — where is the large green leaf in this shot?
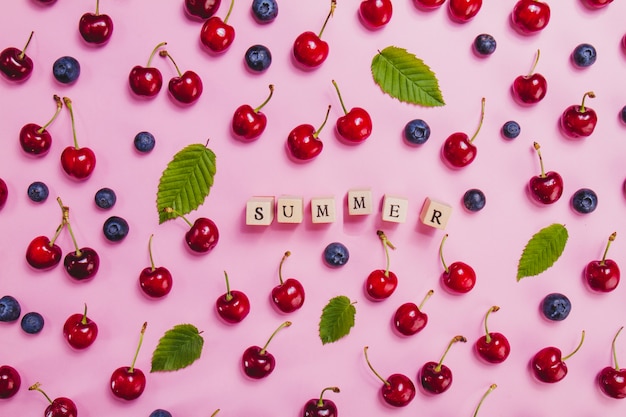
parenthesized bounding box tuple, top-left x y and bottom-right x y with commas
(157, 143, 216, 224)
(517, 224, 568, 281)
(319, 296, 356, 345)
(151, 324, 204, 372)
(371, 46, 445, 107)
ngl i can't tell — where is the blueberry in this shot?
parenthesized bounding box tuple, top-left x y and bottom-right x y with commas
(52, 56, 81, 84)
(94, 187, 117, 209)
(244, 44, 272, 72)
(571, 188, 598, 214)
(572, 43, 597, 68)
(620, 105, 626, 124)
(0, 295, 21, 322)
(541, 293, 571, 321)
(103, 216, 129, 242)
(27, 181, 49, 203)
(473, 34, 497, 56)
(149, 410, 172, 417)
(502, 121, 521, 139)
(134, 131, 156, 153)
(20, 312, 44, 334)
(403, 119, 431, 145)
(463, 189, 486, 212)
(323, 242, 350, 267)
(251, 0, 278, 23)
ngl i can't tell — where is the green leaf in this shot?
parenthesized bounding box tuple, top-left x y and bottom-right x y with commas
(371, 46, 445, 107)
(517, 224, 568, 281)
(157, 143, 216, 224)
(319, 296, 356, 345)
(151, 324, 204, 372)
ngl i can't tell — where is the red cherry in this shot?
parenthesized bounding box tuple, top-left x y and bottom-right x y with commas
(393, 289, 434, 336)
(110, 322, 148, 400)
(63, 304, 98, 349)
(581, 0, 613, 7)
(363, 346, 416, 407)
(365, 230, 398, 300)
(232, 84, 274, 141)
(60, 97, 96, 180)
(242, 321, 291, 379)
(584, 232, 620, 292)
(184, 0, 221, 20)
(441, 97, 485, 168)
(531, 331, 585, 383)
(139, 235, 173, 298)
(528, 142, 563, 205)
(200, 0, 235, 53)
(303, 387, 340, 417)
(0, 365, 21, 399)
(29, 383, 77, 417)
(0, 31, 34, 82)
(292, 0, 336, 68)
(160, 50, 203, 104)
(511, 0, 551, 35)
(20, 95, 63, 156)
(512, 49, 547, 105)
(419, 335, 467, 394)
(271, 251, 305, 313)
(165, 208, 220, 254)
(332, 79, 372, 143)
(560, 91, 597, 138)
(0, 178, 6, 211)
(413, 0, 445, 9)
(448, 0, 482, 23)
(78, 0, 113, 45)
(216, 271, 250, 323)
(598, 326, 626, 399)
(26, 235, 63, 270)
(129, 42, 166, 98)
(439, 234, 476, 294)
(287, 105, 331, 161)
(474, 306, 511, 364)
(359, 0, 393, 29)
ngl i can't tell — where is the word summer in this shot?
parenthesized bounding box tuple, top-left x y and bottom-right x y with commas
(245, 190, 452, 230)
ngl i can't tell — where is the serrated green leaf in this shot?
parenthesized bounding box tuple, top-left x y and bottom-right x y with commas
(371, 46, 445, 107)
(517, 224, 568, 281)
(157, 144, 216, 224)
(319, 296, 356, 345)
(151, 324, 204, 372)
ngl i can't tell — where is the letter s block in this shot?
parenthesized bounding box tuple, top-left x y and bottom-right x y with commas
(419, 197, 452, 230)
(246, 196, 275, 226)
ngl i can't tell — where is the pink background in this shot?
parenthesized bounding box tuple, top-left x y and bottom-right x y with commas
(2, 0, 626, 416)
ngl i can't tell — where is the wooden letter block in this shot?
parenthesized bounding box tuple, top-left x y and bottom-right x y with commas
(311, 196, 336, 224)
(246, 196, 275, 226)
(347, 188, 373, 215)
(382, 195, 409, 223)
(419, 197, 452, 229)
(276, 196, 304, 224)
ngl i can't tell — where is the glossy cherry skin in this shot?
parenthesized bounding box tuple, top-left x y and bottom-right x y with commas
(359, 0, 393, 29)
(79, 12, 113, 45)
(413, 0, 445, 8)
(26, 236, 62, 270)
(448, 0, 482, 23)
(0, 365, 21, 399)
(185, 217, 219, 254)
(293, 32, 329, 68)
(168, 71, 203, 104)
(60, 146, 96, 180)
(63, 313, 98, 349)
(303, 398, 338, 417)
(287, 124, 323, 161)
(271, 278, 305, 313)
(64, 247, 100, 281)
(581, 0, 613, 9)
(560, 105, 597, 138)
(200, 17, 235, 53)
(584, 259, 620, 292)
(110, 367, 146, 400)
(366, 269, 398, 300)
(337, 107, 372, 143)
(216, 290, 250, 323)
(529, 172, 563, 204)
(0, 47, 33, 82)
(129, 66, 163, 98)
(20, 123, 52, 156)
(512, 73, 547, 104)
(184, 0, 221, 20)
(0, 178, 6, 210)
(381, 374, 416, 407)
(598, 366, 626, 399)
(441, 262, 476, 293)
(442, 133, 476, 168)
(475, 332, 511, 364)
(139, 266, 173, 298)
(232, 104, 267, 141)
(531, 346, 567, 383)
(44, 397, 78, 417)
(393, 303, 427, 336)
(511, 0, 550, 34)
(419, 362, 453, 394)
(242, 346, 275, 379)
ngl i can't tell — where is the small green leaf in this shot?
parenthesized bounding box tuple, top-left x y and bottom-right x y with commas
(517, 224, 568, 281)
(319, 296, 356, 345)
(151, 324, 204, 372)
(157, 143, 216, 224)
(371, 46, 445, 107)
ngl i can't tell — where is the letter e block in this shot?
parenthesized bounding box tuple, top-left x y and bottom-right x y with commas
(246, 196, 275, 226)
(276, 196, 304, 224)
(311, 196, 336, 224)
(419, 198, 452, 229)
(347, 188, 373, 215)
(382, 195, 409, 223)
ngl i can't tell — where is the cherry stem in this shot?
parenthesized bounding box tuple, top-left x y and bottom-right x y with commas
(579, 91, 596, 113)
(57, 197, 81, 256)
(95, 0, 100, 15)
(223, 271, 233, 301)
(49, 212, 67, 247)
(439, 234, 450, 274)
(418, 290, 434, 310)
(148, 234, 156, 271)
(254, 84, 275, 113)
(147, 42, 167, 67)
(483, 306, 500, 344)
(223, 0, 234, 24)
(562, 330, 586, 361)
(435, 335, 467, 372)
(318, 0, 337, 39)
(160, 50, 182, 77)
(472, 384, 497, 417)
(28, 382, 53, 404)
(62, 97, 81, 150)
(363, 346, 389, 386)
(129, 322, 148, 373)
(278, 251, 291, 285)
(533, 142, 546, 178)
(260, 321, 291, 355)
(611, 326, 624, 371)
(377, 230, 395, 277)
(528, 49, 541, 77)
(313, 105, 332, 138)
(164, 207, 193, 227)
(469, 97, 486, 144)
(317, 386, 340, 407)
(600, 232, 616, 266)
(81, 303, 89, 325)
(210, 410, 220, 417)
(331, 79, 348, 115)
(19, 31, 34, 60)
(38, 95, 63, 134)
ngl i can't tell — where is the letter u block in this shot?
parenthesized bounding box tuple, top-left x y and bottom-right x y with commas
(311, 196, 336, 224)
(277, 196, 304, 224)
(419, 197, 452, 229)
(245, 196, 275, 226)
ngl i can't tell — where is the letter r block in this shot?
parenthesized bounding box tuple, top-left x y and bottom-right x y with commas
(245, 196, 275, 226)
(311, 196, 336, 224)
(276, 196, 304, 224)
(382, 195, 409, 223)
(347, 188, 373, 215)
(419, 197, 452, 229)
